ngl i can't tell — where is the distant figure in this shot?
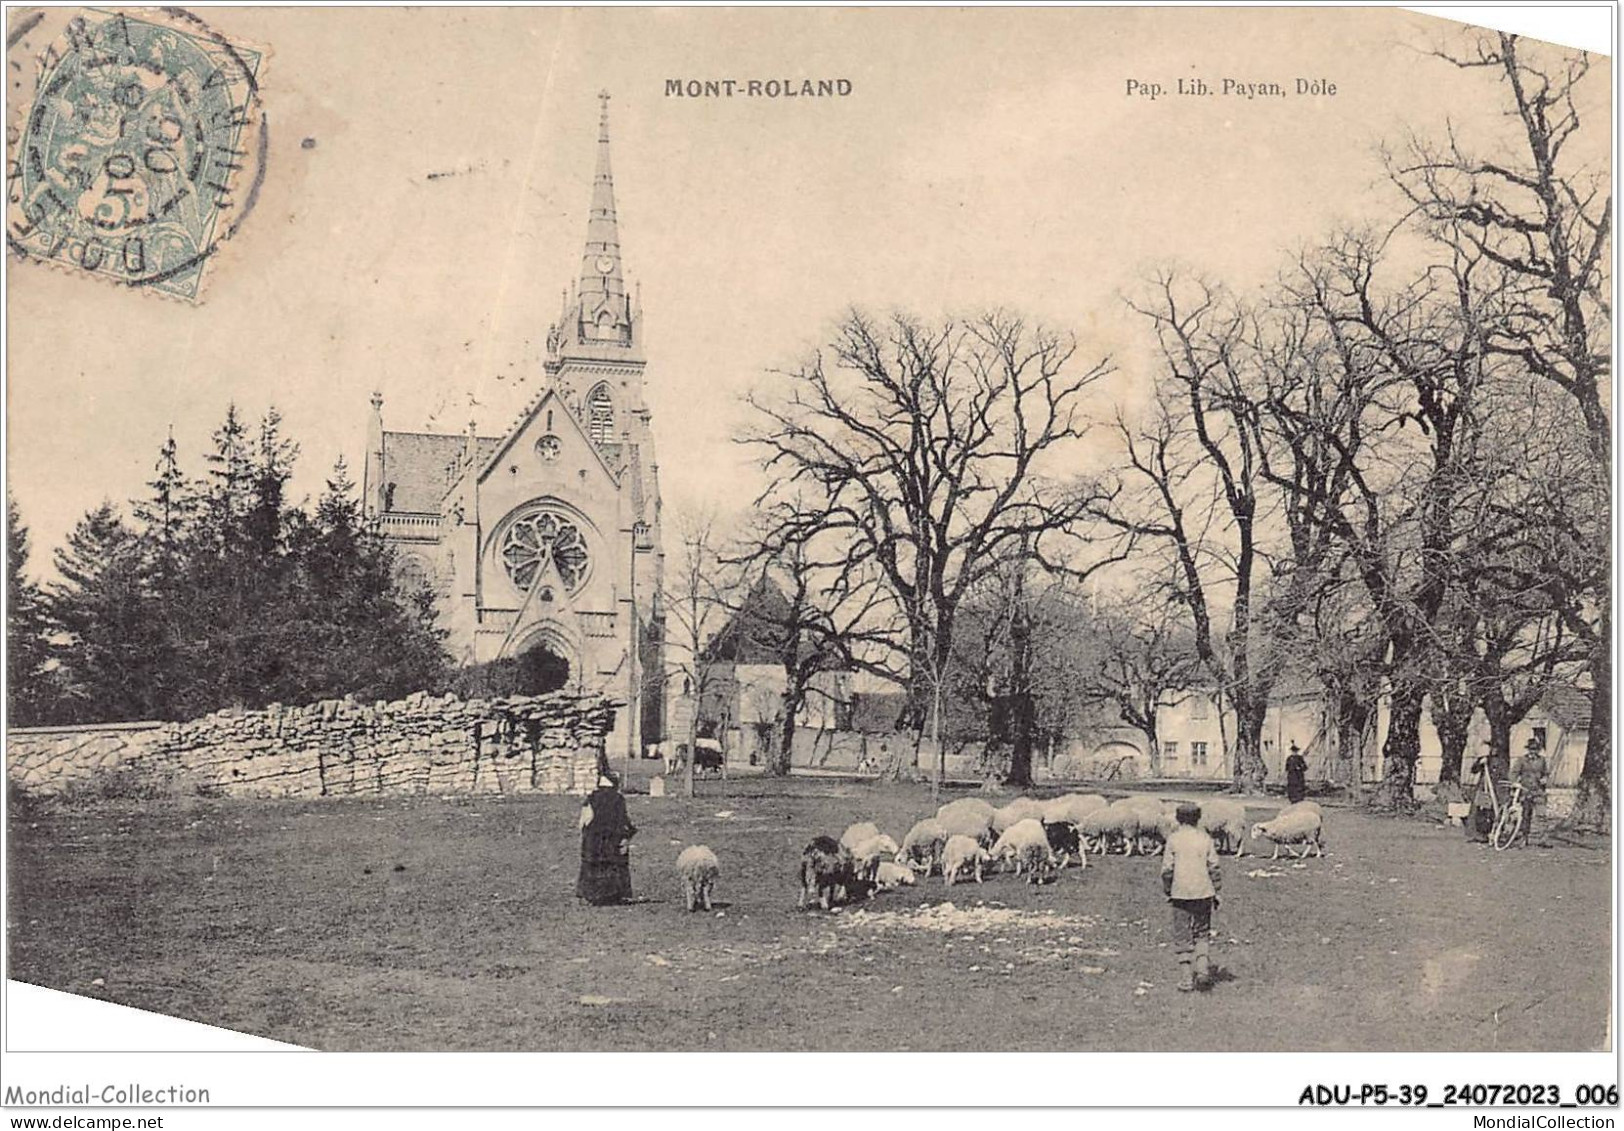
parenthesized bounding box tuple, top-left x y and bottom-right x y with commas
(577, 770, 636, 905)
(1514, 736, 1550, 848)
(1284, 742, 1308, 804)
(1161, 802, 1222, 992)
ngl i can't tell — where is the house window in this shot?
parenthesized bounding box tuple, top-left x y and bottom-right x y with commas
(1162, 740, 1179, 762)
(1192, 741, 1209, 767)
(1191, 696, 1210, 720)
(587, 385, 614, 444)
(1531, 726, 1548, 751)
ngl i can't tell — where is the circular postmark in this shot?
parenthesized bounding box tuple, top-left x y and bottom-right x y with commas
(6, 7, 268, 301)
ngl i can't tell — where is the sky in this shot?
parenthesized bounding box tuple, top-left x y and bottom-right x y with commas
(5, 6, 1612, 576)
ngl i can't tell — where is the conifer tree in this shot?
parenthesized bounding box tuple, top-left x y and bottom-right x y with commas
(7, 494, 56, 725)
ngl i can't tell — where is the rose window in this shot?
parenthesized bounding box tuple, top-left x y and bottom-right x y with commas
(500, 511, 590, 593)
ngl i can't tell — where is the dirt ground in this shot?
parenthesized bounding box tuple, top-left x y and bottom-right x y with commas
(6, 777, 1611, 1051)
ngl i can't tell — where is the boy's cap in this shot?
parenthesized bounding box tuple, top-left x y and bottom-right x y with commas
(1176, 801, 1201, 825)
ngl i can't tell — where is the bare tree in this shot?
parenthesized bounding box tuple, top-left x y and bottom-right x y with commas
(731, 504, 900, 777)
(744, 308, 1118, 787)
(1390, 30, 1610, 827)
(1073, 588, 1204, 770)
(664, 510, 741, 798)
(1089, 277, 1295, 791)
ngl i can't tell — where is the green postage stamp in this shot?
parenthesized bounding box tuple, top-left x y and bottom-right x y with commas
(6, 7, 268, 302)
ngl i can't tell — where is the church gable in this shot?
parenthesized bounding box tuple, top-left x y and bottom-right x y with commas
(476, 387, 621, 495)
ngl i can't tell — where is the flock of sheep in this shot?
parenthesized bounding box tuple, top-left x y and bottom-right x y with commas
(673, 791, 1327, 913)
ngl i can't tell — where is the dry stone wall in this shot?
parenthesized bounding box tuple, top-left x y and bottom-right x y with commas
(7, 691, 616, 799)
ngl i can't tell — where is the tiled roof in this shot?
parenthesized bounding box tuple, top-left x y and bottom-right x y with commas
(382, 431, 500, 514)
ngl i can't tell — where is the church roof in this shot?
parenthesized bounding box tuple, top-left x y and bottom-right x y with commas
(382, 430, 500, 513)
(703, 576, 797, 664)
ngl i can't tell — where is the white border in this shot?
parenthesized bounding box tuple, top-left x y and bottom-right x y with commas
(2, 0, 1617, 1120)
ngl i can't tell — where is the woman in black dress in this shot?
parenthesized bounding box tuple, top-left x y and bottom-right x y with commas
(577, 771, 636, 905)
(1284, 742, 1308, 804)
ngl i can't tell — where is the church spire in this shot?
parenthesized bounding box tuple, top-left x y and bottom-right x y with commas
(576, 90, 629, 339)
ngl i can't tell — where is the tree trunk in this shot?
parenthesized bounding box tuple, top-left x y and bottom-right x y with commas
(930, 676, 943, 802)
(1433, 693, 1473, 787)
(1335, 690, 1371, 789)
(1570, 625, 1611, 833)
(769, 706, 795, 777)
(685, 713, 698, 799)
(1373, 684, 1424, 809)
(1004, 580, 1034, 788)
(1229, 694, 1268, 792)
(1005, 694, 1035, 788)
(1481, 695, 1514, 787)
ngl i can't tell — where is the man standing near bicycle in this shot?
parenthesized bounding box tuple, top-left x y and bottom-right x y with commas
(1514, 736, 1550, 848)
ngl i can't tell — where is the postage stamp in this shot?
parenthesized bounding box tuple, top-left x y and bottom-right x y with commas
(6, 7, 268, 302)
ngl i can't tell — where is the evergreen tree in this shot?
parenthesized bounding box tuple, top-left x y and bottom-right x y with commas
(39, 413, 450, 724)
(48, 503, 165, 722)
(130, 429, 202, 719)
(7, 494, 56, 725)
(282, 458, 449, 703)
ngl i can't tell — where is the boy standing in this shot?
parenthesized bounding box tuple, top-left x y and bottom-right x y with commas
(1161, 801, 1222, 992)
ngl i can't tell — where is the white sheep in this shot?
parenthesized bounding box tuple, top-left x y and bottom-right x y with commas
(937, 797, 996, 824)
(937, 804, 996, 846)
(850, 834, 901, 883)
(873, 860, 917, 889)
(1282, 800, 1323, 818)
(1040, 793, 1108, 825)
(991, 797, 1047, 834)
(1198, 798, 1249, 855)
(899, 818, 951, 875)
(941, 834, 991, 886)
(675, 845, 720, 912)
(1250, 807, 1325, 859)
(840, 822, 882, 853)
(1079, 803, 1139, 855)
(1122, 796, 1175, 855)
(991, 818, 1059, 883)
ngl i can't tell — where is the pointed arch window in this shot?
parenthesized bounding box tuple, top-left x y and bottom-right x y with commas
(587, 385, 615, 445)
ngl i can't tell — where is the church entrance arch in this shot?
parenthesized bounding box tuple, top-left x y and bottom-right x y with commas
(516, 641, 571, 694)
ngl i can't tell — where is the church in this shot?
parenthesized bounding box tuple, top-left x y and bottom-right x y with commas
(361, 92, 666, 756)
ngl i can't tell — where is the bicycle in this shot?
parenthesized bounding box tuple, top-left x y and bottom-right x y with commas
(1468, 756, 1526, 851)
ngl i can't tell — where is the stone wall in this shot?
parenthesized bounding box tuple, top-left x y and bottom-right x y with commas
(7, 691, 616, 799)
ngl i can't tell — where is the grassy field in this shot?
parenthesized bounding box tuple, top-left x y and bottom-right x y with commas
(6, 776, 1611, 1051)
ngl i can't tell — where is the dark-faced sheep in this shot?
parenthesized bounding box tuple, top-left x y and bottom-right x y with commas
(799, 836, 860, 910)
(1042, 819, 1084, 869)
